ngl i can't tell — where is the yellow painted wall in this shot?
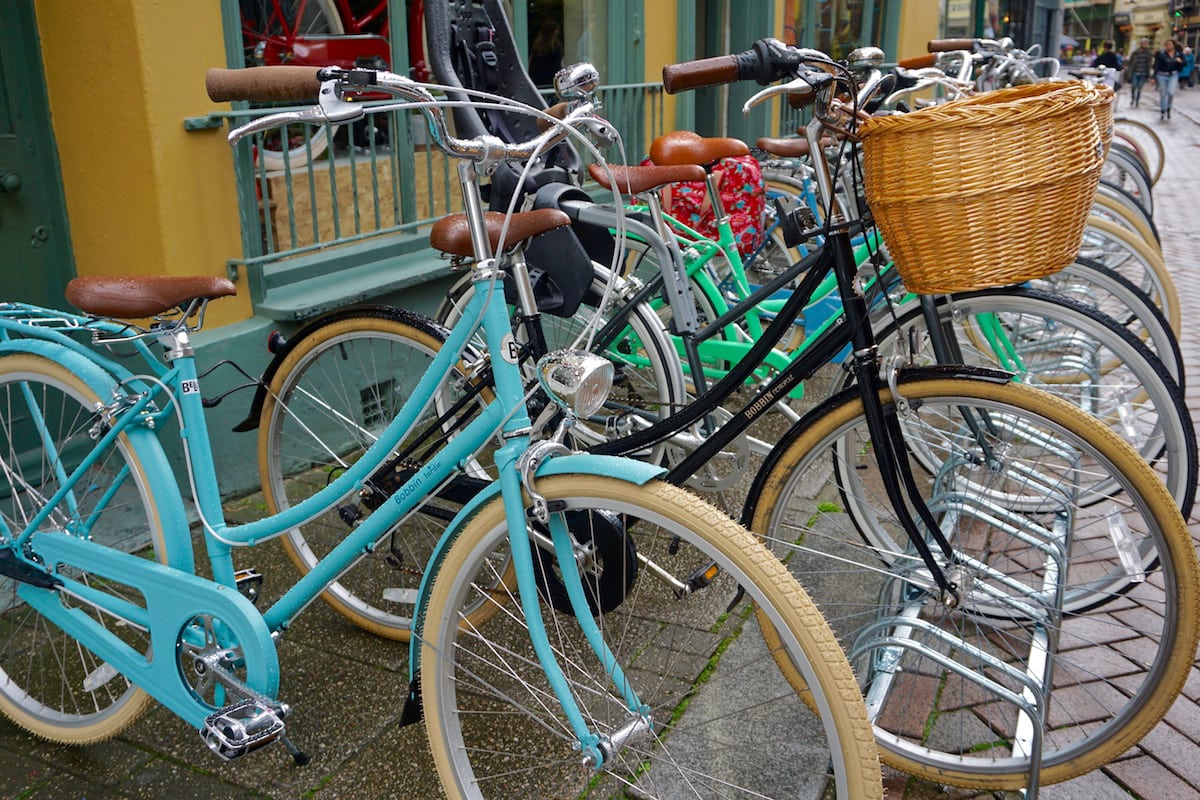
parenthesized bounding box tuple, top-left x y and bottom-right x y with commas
(895, 0, 941, 60)
(644, 1, 679, 138)
(34, 1, 251, 327)
(641, 2, 792, 138)
(644, 3, 678, 81)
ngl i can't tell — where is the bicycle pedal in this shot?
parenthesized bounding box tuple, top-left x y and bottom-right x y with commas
(200, 699, 288, 761)
(0, 547, 61, 589)
(234, 569, 263, 605)
(675, 561, 721, 598)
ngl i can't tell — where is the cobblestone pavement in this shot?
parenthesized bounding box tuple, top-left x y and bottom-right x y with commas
(880, 77, 1200, 800)
(3, 81, 1199, 800)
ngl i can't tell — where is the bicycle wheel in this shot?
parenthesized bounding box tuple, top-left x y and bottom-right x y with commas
(437, 269, 687, 463)
(419, 475, 883, 799)
(1100, 145, 1153, 217)
(1112, 117, 1165, 185)
(259, 307, 498, 640)
(1108, 140, 1154, 188)
(0, 355, 170, 742)
(1080, 216, 1179, 334)
(745, 220, 802, 277)
(870, 289, 1195, 518)
(1096, 181, 1158, 241)
(744, 374, 1200, 788)
(1043, 258, 1183, 385)
(1092, 189, 1160, 251)
(239, 0, 342, 170)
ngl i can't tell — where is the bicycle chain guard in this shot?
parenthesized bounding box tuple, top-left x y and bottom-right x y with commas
(22, 531, 281, 731)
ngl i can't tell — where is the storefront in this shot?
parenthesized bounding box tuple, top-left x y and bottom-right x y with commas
(932, 0, 1065, 51)
(3, 0, 936, 493)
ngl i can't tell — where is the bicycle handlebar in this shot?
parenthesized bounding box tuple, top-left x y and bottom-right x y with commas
(928, 38, 976, 53)
(661, 55, 741, 94)
(205, 66, 324, 103)
(786, 83, 818, 109)
(212, 66, 614, 169)
(897, 53, 938, 70)
(662, 38, 833, 94)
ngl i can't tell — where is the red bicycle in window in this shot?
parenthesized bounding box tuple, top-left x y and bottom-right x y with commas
(239, 1, 427, 168)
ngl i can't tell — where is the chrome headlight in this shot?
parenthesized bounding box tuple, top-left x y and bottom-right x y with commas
(537, 350, 614, 419)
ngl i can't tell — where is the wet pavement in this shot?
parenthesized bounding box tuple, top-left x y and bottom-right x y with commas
(3, 81, 1200, 800)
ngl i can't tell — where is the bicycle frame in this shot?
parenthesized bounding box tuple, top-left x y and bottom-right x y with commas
(242, 0, 392, 62)
(611, 129, 1054, 424)
(600, 143, 890, 408)
(326, 0, 389, 37)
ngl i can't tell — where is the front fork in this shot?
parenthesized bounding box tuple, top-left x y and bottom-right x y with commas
(442, 252, 651, 768)
(834, 231, 961, 604)
(503, 426, 650, 768)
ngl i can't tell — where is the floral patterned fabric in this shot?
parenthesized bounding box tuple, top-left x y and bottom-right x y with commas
(650, 154, 766, 258)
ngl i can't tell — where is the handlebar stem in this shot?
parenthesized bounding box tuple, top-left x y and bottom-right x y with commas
(805, 116, 844, 225)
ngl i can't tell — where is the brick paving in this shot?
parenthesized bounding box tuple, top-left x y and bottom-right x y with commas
(877, 79, 1200, 800)
(1102, 76, 1200, 800)
(2, 81, 1199, 800)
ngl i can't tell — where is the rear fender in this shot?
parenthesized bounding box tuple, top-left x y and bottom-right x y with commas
(0, 339, 192, 572)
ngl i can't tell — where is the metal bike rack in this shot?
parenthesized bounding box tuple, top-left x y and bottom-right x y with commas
(850, 449, 1079, 798)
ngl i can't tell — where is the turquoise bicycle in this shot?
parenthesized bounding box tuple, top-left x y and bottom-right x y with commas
(0, 65, 882, 799)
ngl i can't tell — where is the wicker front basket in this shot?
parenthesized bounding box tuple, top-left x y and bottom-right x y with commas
(858, 81, 1114, 294)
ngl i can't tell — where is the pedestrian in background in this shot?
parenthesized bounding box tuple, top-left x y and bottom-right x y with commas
(1181, 47, 1195, 89)
(1155, 39, 1184, 119)
(1092, 40, 1121, 90)
(1128, 38, 1154, 107)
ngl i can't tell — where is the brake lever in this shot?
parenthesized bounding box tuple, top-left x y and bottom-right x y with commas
(576, 115, 618, 149)
(227, 79, 365, 145)
(741, 72, 834, 114)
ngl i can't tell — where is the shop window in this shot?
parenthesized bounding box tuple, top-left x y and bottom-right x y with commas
(783, 0, 881, 58)
(527, 0, 609, 87)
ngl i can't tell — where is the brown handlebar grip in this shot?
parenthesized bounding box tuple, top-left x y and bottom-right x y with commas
(927, 38, 976, 53)
(786, 84, 817, 110)
(662, 56, 740, 94)
(897, 53, 938, 69)
(536, 102, 569, 132)
(206, 66, 324, 103)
